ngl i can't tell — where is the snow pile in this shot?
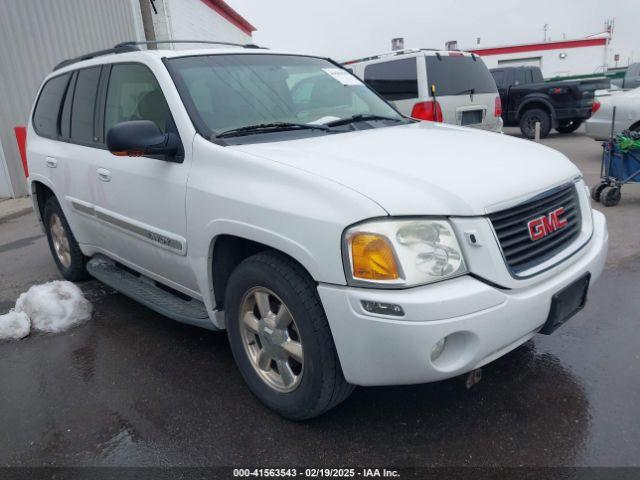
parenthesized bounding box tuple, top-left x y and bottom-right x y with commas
(0, 311, 30, 340)
(0, 281, 92, 340)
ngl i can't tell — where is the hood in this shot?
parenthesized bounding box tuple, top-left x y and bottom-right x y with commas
(230, 122, 580, 216)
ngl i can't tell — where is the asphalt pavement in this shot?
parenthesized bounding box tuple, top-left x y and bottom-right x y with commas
(0, 128, 639, 468)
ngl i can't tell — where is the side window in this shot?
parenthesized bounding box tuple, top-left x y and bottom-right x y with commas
(70, 67, 101, 142)
(491, 70, 505, 88)
(33, 73, 71, 138)
(105, 63, 171, 135)
(514, 69, 527, 86)
(363, 58, 418, 101)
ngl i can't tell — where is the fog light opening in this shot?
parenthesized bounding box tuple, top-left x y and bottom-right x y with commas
(431, 337, 447, 361)
(361, 300, 405, 317)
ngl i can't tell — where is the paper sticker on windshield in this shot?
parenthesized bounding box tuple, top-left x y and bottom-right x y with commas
(322, 68, 362, 86)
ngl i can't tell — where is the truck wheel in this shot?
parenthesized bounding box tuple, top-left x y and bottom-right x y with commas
(556, 120, 582, 134)
(600, 186, 621, 207)
(43, 196, 90, 281)
(225, 251, 354, 420)
(519, 108, 551, 139)
(591, 183, 608, 202)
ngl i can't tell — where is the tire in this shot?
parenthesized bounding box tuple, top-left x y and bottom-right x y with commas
(591, 183, 608, 202)
(556, 120, 582, 134)
(225, 251, 354, 420)
(43, 196, 90, 281)
(600, 186, 622, 207)
(519, 108, 552, 139)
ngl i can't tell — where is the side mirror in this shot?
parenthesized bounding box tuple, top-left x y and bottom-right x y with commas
(106, 120, 182, 161)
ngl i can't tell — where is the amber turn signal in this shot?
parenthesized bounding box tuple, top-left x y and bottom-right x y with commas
(350, 233, 400, 281)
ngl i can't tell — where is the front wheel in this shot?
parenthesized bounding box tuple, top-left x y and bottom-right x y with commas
(519, 108, 551, 139)
(556, 120, 583, 134)
(225, 252, 353, 420)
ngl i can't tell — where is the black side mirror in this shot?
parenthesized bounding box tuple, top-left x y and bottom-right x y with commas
(106, 120, 182, 162)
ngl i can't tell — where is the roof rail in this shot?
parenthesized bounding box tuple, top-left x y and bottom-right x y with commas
(342, 48, 439, 65)
(53, 40, 266, 71)
(53, 44, 139, 70)
(115, 40, 266, 50)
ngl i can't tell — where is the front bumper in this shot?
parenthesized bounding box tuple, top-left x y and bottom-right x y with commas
(318, 211, 608, 386)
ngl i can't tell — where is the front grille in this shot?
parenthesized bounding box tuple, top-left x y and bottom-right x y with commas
(488, 184, 582, 274)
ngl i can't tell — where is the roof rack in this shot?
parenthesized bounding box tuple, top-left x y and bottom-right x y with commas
(342, 48, 440, 65)
(53, 40, 265, 71)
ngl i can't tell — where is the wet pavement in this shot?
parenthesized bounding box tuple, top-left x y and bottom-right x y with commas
(1, 130, 639, 467)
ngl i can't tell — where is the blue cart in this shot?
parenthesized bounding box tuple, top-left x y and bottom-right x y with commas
(591, 141, 640, 206)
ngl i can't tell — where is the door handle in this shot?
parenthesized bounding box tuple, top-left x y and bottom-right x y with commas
(45, 157, 58, 168)
(97, 168, 111, 182)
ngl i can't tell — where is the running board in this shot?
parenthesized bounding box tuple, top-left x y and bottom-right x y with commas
(87, 255, 217, 331)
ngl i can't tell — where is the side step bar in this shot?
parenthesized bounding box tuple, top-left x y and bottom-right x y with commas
(87, 255, 217, 331)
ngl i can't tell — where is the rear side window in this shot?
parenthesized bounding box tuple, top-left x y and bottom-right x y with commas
(363, 58, 418, 101)
(425, 56, 497, 96)
(70, 67, 102, 142)
(33, 73, 71, 137)
(491, 70, 505, 88)
(104, 63, 171, 134)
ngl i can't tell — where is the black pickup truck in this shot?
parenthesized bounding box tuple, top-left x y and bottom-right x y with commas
(490, 66, 596, 138)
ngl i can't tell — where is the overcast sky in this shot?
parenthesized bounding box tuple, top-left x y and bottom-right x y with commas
(226, 0, 638, 66)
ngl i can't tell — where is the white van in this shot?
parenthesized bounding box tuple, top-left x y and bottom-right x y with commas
(344, 49, 503, 132)
(28, 42, 606, 419)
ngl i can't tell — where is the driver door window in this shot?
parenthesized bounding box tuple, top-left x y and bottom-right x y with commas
(104, 63, 171, 135)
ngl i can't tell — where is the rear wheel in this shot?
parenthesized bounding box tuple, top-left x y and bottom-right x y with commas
(225, 251, 353, 420)
(591, 183, 608, 202)
(519, 108, 551, 139)
(600, 186, 622, 207)
(43, 197, 89, 281)
(556, 120, 582, 134)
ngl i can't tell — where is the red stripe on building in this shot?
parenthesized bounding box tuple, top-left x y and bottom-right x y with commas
(200, 0, 256, 36)
(471, 38, 607, 56)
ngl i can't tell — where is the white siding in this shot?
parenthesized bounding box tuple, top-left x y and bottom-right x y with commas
(478, 45, 607, 79)
(0, 0, 144, 197)
(166, 0, 252, 47)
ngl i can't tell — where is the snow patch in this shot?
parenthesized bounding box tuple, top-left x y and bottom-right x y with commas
(0, 311, 30, 340)
(0, 281, 92, 340)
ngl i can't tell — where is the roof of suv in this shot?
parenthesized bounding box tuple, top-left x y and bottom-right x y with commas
(342, 49, 475, 65)
(51, 44, 309, 77)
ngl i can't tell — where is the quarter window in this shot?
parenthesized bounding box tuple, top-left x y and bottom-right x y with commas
(70, 67, 101, 142)
(363, 58, 418, 101)
(104, 64, 171, 135)
(33, 73, 71, 138)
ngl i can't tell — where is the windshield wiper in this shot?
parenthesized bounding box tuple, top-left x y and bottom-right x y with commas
(215, 122, 331, 138)
(454, 88, 475, 96)
(324, 114, 407, 128)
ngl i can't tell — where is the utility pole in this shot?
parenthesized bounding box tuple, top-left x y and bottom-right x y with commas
(139, 0, 157, 47)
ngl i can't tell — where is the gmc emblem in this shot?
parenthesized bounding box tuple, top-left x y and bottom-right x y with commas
(527, 207, 568, 241)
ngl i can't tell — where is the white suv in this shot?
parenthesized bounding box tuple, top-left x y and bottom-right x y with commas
(27, 42, 607, 419)
(344, 49, 503, 132)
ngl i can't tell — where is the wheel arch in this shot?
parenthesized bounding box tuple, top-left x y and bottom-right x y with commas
(516, 96, 555, 121)
(202, 223, 328, 319)
(29, 178, 56, 229)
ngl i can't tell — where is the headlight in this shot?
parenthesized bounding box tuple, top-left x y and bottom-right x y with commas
(343, 218, 467, 288)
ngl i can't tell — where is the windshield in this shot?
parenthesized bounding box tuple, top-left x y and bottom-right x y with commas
(166, 54, 404, 138)
(425, 55, 498, 96)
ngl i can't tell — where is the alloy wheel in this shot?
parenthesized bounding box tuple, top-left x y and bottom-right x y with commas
(239, 287, 304, 393)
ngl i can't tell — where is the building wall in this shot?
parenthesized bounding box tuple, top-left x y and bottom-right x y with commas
(472, 39, 609, 79)
(166, 0, 253, 47)
(0, 0, 144, 198)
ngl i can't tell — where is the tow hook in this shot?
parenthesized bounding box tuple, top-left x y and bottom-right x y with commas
(465, 368, 483, 389)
